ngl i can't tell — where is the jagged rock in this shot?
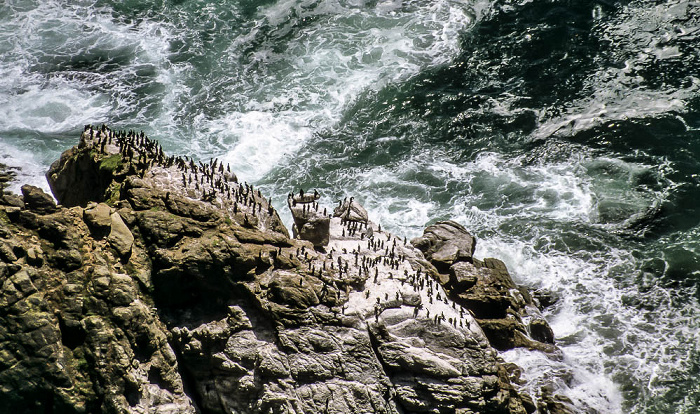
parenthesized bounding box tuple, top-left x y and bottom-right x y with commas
(538, 390, 576, 414)
(21, 184, 57, 214)
(449, 261, 479, 293)
(164, 192, 217, 222)
(1, 192, 24, 208)
(530, 318, 555, 344)
(0, 164, 17, 192)
(0, 126, 568, 414)
(411, 220, 476, 271)
(47, 145, 122, 207)
(288, 195, 330, 247)
(477, 318, 539, 351)
(415, 222, 558, 355)
(108, 212, 134, 258)
(268, 270, 321, 309)
(333, 196, 369, 224)
(299, 216, 330, 247)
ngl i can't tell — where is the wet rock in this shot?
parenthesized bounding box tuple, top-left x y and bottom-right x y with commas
(538, 389, 576, 414)
(530, 318, 555, 344)
(0, 164, 17, 192)
(533, 288, 559, 309)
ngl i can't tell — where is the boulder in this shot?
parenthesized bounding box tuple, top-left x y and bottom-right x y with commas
(296, 217, 330, 247)
(21, 185, 57, 214)
(332, 197, 368, 224)
(107, 212, 134, 259)
(530, 318, 555, 344)
(449, 261, 479, 293)
(533, 288, 559, 309)
(83, 202, 112, 233)
(288, 195, 330, 247)
(411, 220, 475, 271)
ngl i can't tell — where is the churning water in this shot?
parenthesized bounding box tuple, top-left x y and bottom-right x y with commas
(1, 0, 699, 412)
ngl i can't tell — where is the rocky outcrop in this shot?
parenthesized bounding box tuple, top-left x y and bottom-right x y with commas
(411, 221, 476, 272)
(0, 164, 16, 193)
(288, 191, 330, 247)
(412, 222, 558, 353)
(0, 126, 570, 413)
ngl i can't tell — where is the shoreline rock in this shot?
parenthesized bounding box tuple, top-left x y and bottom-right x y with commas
(0, 126, 573, 414)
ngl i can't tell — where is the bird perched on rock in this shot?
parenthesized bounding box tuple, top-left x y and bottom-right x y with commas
(334, 196, 369, 225)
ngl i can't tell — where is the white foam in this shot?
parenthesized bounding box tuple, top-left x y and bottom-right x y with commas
(195, 0, 484, 180)
(0, 139, 53, 195)
(218, 110, 315, 183)
(0, 82, 110, 134)
(343, 139, 700, 412)
(0, 2, 174, 126)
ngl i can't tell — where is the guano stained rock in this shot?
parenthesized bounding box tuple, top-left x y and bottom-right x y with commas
(0, 126, 573, 413)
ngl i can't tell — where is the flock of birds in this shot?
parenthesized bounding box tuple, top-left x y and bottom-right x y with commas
(83, 124, 477, 332)
(290, 195, 476, 332)
(83, 124, 278, 228)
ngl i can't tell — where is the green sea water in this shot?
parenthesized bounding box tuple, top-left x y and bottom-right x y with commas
(1, 0, 699, 412)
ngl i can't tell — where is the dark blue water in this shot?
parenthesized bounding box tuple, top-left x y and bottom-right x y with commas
(1, 0, 699, 412)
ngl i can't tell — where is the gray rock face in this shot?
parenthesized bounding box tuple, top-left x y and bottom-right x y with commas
(0, 126, 572, 414)
(288, 194, 330, 247)
(411, 221, 476, 271)
(450, 261, 479, 293)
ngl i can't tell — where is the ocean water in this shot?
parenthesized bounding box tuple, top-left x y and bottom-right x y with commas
(1, 0, 699, 412)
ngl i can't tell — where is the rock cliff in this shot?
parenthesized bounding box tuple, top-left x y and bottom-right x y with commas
(0, 126, 570, 413)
